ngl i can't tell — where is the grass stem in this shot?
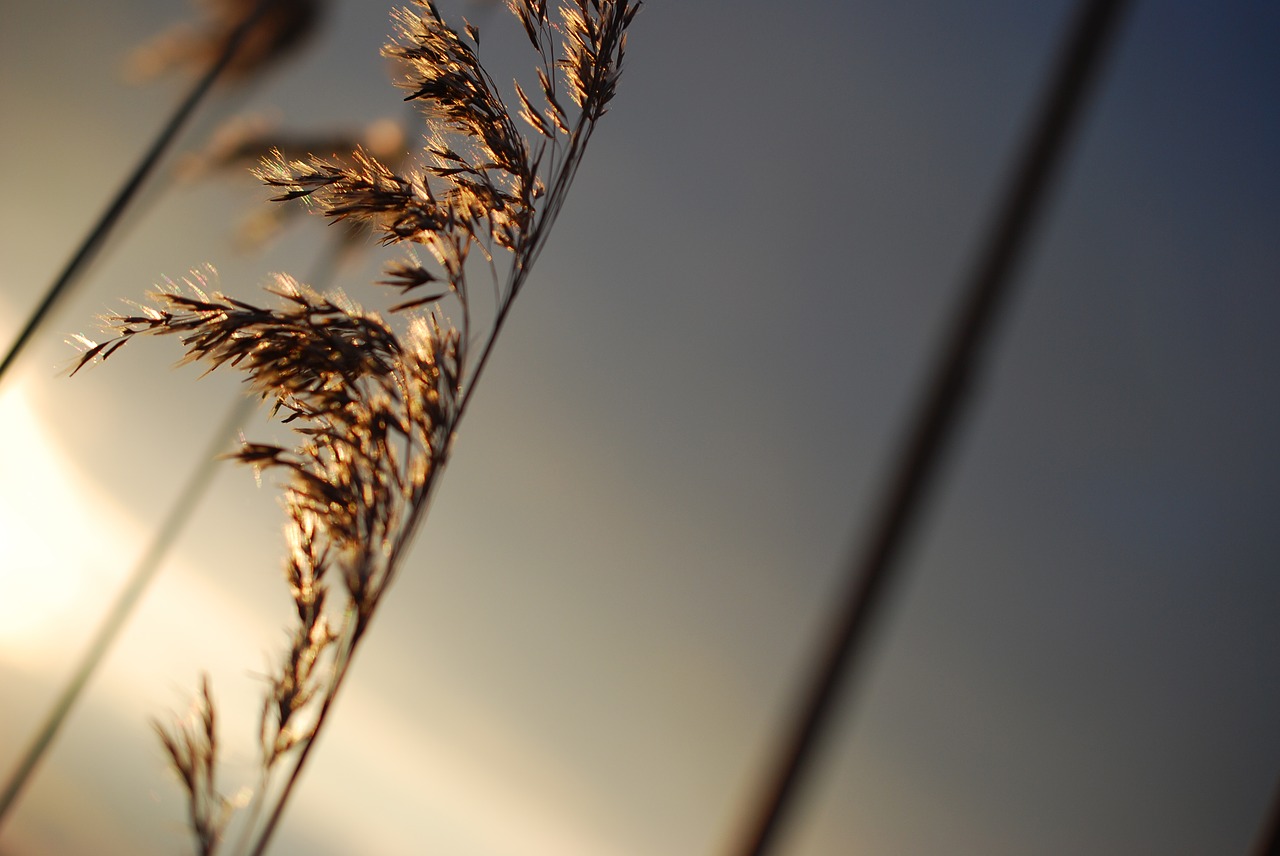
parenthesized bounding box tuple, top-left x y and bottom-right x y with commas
(726, 1, 1131, 853)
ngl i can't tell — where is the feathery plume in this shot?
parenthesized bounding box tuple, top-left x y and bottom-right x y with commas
(74, 2, 640, 852)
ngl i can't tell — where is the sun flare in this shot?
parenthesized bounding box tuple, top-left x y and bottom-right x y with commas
(0, 379, 134, 666)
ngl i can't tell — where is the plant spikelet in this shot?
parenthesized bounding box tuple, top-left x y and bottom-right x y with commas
(76, 2, 641, 852)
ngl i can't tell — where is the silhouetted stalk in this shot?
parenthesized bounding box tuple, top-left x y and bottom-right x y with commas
(726, 1, 1131, 854)
(0, 0, 279, 386)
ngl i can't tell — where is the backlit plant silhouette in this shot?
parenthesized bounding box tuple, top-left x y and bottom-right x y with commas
(72, 2, 639, 853)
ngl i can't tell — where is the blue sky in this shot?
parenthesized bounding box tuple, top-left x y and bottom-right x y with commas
(1, 1, 1278, 854)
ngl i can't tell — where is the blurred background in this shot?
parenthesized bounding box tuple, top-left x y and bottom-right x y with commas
(2, 1, 1279, 854)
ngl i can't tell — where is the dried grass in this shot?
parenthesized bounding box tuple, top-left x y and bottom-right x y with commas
(74, 2, 639, 853)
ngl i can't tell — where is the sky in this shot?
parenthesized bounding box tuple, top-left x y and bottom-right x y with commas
(1, 1, 1279, 854)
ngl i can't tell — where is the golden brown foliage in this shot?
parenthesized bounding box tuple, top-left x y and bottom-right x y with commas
(76, 1, 639, 853)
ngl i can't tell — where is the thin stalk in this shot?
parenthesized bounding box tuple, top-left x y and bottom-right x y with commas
(454, 123, 597, 425)
(727, 1, 1131, 854)
(0, 395, 254, 825)
(244, 610, 360, 856)
(0, 0, 279, 386)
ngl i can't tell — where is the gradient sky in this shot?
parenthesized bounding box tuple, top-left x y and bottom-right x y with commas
(2, 1, 1279, 855)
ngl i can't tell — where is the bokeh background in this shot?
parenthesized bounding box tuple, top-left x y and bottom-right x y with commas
(2, 1, 1279, 854)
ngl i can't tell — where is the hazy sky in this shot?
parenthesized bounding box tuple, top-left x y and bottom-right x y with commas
(2, 1, 1279, 855)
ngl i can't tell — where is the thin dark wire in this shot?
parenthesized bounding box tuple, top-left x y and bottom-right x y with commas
(726, 1, 1131, 854)
(0, 0, 279, 386)
(0, 244, 345, 827)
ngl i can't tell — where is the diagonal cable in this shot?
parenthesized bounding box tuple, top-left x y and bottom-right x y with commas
(727, 1, 1132, 854)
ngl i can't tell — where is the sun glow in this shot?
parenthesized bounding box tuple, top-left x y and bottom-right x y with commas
(0, 377, 139, 667)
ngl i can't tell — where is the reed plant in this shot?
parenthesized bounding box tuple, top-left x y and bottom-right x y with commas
(72, 2, 639, 853)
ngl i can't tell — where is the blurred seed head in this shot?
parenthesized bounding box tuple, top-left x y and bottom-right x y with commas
(127, 0, 326, 85)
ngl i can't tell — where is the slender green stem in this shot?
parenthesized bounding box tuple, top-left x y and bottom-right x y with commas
(0, 0, 279, 386)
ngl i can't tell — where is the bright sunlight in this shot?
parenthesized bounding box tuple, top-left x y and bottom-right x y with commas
(0, 378, 132, 667)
